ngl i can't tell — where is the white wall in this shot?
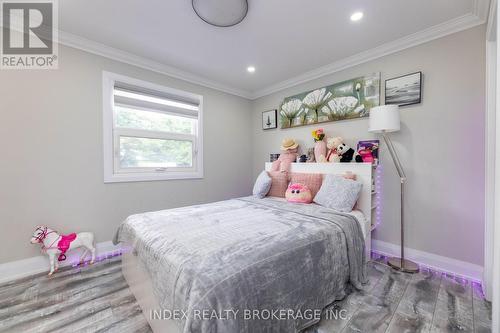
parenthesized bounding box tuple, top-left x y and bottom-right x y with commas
(0, 45, 254, 263)
(251, 25, 486, 266)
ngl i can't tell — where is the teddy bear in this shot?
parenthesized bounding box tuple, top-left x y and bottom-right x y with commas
(271, 138, 299, 172)
(325, 137, 343, 162)
(317, 137, 342, 163)
(336, 143, 356, 163)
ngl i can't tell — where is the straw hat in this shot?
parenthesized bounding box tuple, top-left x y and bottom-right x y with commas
(280, 138, 299, 150)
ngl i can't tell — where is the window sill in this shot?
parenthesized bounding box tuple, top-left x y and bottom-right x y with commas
(104, 171, 204, 183)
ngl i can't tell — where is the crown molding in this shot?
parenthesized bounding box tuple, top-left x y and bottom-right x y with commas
(486, 0, 497, 40)
(475, 0, 492, 21)
(57, 31, 253, 99)
(251, 10, 488, 99)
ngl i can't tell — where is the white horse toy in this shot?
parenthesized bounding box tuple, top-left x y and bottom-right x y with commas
(30, 225, 96, 276)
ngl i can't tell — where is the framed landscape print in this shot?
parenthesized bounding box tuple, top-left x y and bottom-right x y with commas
(279, 73, 380, 129)
(262, 109, 277, 130)
(385, 72, 422, 107)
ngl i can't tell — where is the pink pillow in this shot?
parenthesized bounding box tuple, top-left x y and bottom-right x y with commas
(267, 171, 289, 198)
(285, 183, 313, 203)
(289, 173, 323, 197)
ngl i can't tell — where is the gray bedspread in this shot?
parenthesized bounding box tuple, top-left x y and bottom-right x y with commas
(113, 196, 366, 333)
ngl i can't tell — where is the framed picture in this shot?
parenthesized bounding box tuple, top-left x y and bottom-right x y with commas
(385, 72, 422, 107)
(262, 109, 277, 130)
(270, 153, 280, 162)
(279, 73, 380, 129)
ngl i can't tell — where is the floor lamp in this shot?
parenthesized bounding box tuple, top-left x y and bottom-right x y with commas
(369, 105, 419, 273)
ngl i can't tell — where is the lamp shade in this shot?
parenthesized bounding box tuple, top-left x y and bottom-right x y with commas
(369, 105, 400, 133)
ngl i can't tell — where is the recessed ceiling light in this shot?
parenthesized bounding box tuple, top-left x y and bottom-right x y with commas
(350, 11, 363, 22)
(247, 66, 256, 73)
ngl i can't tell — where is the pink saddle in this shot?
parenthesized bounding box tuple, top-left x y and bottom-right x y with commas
(57, 233, 77, 261)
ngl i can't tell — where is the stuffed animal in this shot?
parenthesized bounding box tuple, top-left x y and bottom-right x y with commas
(325, 137, 343, 162)
(336, 143, 355, 163)
(271, 138, 299, 172)
(285, 183, 313, 203)
(356, 147, 374, 163)
(30, 225, 96, 276)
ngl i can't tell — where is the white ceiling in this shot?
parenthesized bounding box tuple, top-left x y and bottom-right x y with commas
(59, 0, 489, 98)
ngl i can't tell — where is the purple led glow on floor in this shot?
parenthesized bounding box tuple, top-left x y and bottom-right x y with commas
(70, 247, 127, 267)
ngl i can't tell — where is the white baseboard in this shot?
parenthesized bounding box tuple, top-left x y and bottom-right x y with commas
(0, 241, 123, 284)
(372, 239, 484, 283)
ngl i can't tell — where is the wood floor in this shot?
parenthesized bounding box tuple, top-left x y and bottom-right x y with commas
(306, 256, 492, 333)
(0, 255, 491, 333)
(0, 257, 151, 333)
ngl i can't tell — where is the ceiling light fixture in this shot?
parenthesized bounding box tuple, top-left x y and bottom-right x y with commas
(350, 11, 364, 22)
(192, 0, 248, 27)
(247, 66, 256, 73)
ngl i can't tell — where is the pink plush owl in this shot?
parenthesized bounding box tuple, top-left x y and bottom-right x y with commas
(285, 183, 313, 204)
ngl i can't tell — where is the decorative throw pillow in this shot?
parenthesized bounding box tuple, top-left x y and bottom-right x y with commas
(314, 174, 363, 212)
(267, 171, 289, 198)
(252, 171, 272, 199)
(289, 172, 323, 197)
(285, 183, 313, 203)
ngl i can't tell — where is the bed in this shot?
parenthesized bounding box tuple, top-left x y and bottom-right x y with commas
(114, 163, 373, 333)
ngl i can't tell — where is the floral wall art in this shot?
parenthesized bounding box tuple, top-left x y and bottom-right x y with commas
(279, 73, 380, 128)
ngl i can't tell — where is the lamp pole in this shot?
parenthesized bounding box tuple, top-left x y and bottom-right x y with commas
(382, 132, 419, 273)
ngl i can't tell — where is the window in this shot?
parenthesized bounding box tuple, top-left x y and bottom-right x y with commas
(103, 72, 203, 182)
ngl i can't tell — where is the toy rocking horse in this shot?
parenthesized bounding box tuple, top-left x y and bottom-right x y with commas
(30, 225, 96, 276)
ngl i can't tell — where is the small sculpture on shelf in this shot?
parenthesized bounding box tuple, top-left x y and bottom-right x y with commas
(306, 148, 315, 163)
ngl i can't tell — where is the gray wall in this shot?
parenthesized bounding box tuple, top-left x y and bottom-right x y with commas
(0, 45, 254, 263)
(251, 25, 486, 266)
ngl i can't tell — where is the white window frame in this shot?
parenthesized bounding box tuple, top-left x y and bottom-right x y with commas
(103, 71, 204, 183)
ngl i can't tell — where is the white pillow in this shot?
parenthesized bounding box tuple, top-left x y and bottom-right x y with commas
(253, 171, 272, 198)
(314, 174, 363, 212)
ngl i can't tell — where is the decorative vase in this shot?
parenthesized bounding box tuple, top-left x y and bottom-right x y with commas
(314, 140, 327, 162)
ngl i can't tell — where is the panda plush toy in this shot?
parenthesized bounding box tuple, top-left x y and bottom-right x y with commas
(336, 143, 355, 163)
